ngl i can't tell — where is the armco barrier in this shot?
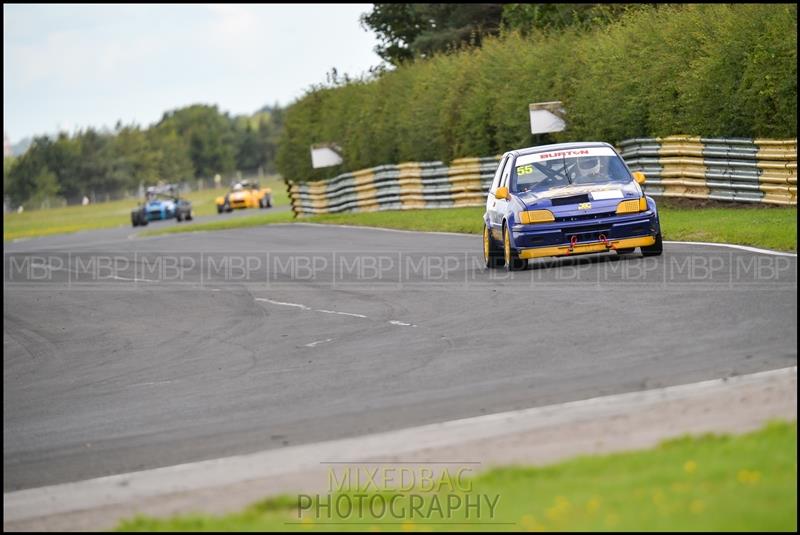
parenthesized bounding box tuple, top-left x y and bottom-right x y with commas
(288, 137, 796, 216)
(619, 136, 796, 206)
(288, 157, 501, 216)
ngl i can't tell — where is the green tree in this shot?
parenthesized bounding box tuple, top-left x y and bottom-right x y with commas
(6, 137, 57, 205)
(40, 133, 82, 201)
(77, 128, 115, 199)
(4, 156, 17, 197)
(360, 4, 504, 65)
(148, 127, 195, 183)
(25, 168, 61, 209)
(500, 3, 647, 35)
(156, 104, 237, 178)
(236, 123, 262, 172)
(5, 102, 284, 207)
(360, 4, 426, 65)
(108, 125, 160, 192)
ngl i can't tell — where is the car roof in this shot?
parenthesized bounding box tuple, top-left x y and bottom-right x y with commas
(503, 141, 616, 159)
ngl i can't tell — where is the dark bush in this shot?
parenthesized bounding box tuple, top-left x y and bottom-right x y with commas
(277, 4, 797, 182)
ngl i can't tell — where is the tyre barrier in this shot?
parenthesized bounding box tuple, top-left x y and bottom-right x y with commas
(288, 137, 796, 216)
(288, 157, 501, 216)
(619, 136, 796, 206)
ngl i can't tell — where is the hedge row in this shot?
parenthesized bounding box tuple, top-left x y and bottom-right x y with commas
(276, 4, 797, 182)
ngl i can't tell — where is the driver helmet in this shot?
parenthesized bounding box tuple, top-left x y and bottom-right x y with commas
(233, 183, 243, 191)
(576, 156, 601, 177)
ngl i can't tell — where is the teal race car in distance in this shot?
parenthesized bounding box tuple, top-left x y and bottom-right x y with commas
(131, 185, 193, 227)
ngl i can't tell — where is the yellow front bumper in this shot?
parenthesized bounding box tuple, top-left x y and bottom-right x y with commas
(518, 236, 656, 260)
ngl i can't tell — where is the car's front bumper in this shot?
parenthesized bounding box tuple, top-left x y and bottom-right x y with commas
(518, 235, 655, 259)
(511, 210, 659, 259)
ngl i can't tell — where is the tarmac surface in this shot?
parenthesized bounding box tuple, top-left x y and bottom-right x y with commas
(4, 222, 797, 491)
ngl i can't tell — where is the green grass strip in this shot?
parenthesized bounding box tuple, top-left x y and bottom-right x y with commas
(7, 194, 796, 252)
(140, 210, 295, 236)
(3, 177, 289, 241)
(117, 420, 796, 531)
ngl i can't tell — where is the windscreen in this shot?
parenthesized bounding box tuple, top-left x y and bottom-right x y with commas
(512, 147, 632, 193)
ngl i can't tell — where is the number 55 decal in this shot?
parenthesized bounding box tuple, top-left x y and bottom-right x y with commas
(516, 164, 533, 176)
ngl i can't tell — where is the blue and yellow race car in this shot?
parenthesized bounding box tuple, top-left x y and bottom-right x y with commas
(131, 185, 193, 227)
(483, 142, 662, 270)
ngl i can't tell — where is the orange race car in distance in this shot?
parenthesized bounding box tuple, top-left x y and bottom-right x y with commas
(215, 180, 273, 213)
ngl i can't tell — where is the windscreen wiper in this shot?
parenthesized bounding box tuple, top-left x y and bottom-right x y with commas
(561, 154, 573, 185)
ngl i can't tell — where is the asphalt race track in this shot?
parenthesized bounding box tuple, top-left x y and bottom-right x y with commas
(4, 223, 797, 491)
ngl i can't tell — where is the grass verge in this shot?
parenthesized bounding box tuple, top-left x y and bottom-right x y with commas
(141, 210, 296, 236)
(658, 206, 797, 251)
(141, 205, 797, 252)
(117, 420, 796, 531)
(3, 177, 289, 241)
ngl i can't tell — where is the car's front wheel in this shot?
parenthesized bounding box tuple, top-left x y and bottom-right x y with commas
(503, 223, 527, 271)
(641, 233, 663, 257)
(483, 224, 504, 269)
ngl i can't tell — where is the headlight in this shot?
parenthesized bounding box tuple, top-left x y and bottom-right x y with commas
(616, 197, 647, 214)
(519, 209, 555, 224)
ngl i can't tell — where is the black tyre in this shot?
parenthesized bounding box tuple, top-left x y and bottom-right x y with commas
(641, 233, 663, 257)
(131, 212, 139, 227)
(259, 195, 270, 209)
(217, 204, 224, 214)
(185, 210, 193, 221)
(503, 222, 527, 271)
(139, 213, 148, 226)
(483, 224, 504, 269)
(176, 211, 183, 222)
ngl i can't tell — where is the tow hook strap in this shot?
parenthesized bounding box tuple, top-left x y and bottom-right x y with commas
(567, 235, 578, 253)
(599, 234, 615, 250)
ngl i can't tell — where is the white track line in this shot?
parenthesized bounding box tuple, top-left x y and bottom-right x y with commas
(316, 309, 368, 318)
(285, 222, 477, 238)
(4, 366, 795, 523)
(304, 338, 334, 348)
(663, 240, 797, 257)
(254, 297, 311, 310)
(110, 275, 157, 283)
(255, 297, 414, 327)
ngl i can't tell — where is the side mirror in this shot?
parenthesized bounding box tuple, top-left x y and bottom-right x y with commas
(632, 172, 646, 185)
(495, 187, 509, 200)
